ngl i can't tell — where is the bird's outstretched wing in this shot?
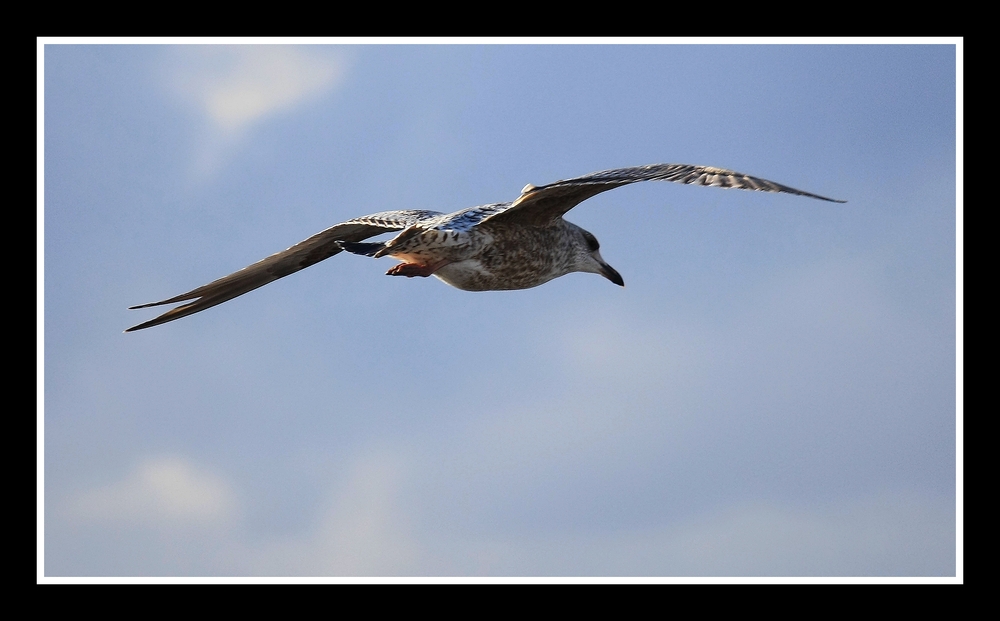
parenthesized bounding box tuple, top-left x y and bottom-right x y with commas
(125, 210, 442, 332)
(482, 164, 846, 227)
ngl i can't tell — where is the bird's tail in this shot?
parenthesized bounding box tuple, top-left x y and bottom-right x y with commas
(336, 240, 385, 257)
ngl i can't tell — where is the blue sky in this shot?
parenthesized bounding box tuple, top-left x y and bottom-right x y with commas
(41, 41, 959, 579)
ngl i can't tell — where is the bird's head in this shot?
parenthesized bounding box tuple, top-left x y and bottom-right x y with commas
(570, 225, 624, 287)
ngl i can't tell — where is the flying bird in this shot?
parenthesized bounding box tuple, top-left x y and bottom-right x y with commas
(126, 163, 844, 332)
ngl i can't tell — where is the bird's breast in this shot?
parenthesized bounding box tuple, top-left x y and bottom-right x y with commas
(432, 259, 561, 291)
(432, 223, 576, 291)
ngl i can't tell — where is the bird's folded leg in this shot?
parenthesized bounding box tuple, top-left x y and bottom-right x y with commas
(386, 260, 450, 278)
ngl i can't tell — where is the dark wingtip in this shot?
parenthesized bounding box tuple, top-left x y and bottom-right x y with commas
(809, 193, 847, 204)
(124, 315, 177, 332)
(128, 296, 192, 310)
(124, 310, 154, 331)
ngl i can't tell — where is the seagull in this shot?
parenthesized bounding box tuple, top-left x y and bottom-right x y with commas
(126, 163, 844, 332)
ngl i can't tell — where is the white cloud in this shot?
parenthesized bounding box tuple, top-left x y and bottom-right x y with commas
(415, 492, 955, 576)
(162, 45, 347, 179)
(240, 449, 421, 576)
(613, 493, 956, 576)
(73, 456, 235, 527)
(168, 46, 345, 133)
(56, 452, 953, 576)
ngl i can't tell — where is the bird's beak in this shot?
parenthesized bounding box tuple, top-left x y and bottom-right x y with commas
(600, 262, 624, 287)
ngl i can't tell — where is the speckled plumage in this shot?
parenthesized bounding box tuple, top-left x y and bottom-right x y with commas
(126, 163, 844, 331)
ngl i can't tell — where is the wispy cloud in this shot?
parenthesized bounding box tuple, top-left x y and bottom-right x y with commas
(163, 45, 347, 177)
(72, 456, 236, 527)
(420, 492, 955, 576)
(168, 45, 345, 133)
(245, 449, 421, 575)
(53, 446, 953, 576)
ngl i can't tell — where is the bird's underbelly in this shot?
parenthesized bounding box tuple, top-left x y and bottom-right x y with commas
(387, 222, 573, 291)
(432, 259, 560, 291)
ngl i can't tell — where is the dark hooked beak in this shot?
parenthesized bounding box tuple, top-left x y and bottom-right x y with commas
(600, 262, 625, 287)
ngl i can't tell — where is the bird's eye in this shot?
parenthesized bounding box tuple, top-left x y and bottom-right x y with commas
(582, 231, 600, 252)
